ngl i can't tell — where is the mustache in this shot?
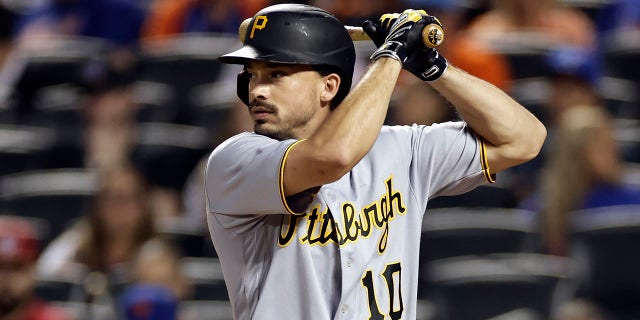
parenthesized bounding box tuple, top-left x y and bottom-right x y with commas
(249, 100, 277, 112)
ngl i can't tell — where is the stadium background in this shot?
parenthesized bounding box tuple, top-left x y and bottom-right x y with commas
(0, 0, 638, 319)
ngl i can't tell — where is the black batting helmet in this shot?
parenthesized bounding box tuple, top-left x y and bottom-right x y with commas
(218, 4, 356, 107)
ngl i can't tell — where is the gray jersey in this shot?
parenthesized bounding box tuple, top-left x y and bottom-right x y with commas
(205, 121, 494, 319)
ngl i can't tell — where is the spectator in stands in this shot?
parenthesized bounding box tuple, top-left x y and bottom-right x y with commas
(466, 0, 596, 49)
(37, 164, 158, 310)
(0, 216, 72, 320)
(77, 53, 139, 171)
(141, 0, 243, 40)
(543, 46, 602, 125)
(76, 49, 185, 221)
(508, 45, 603, 202)
(520, 105, 640, 256)
(115, 239, 188, 320)
(119, 284, 178, 320)
(129, 239, 190, 301)
(14, 0, 146, 48)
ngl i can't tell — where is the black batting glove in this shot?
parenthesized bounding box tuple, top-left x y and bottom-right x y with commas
(362, 9, 427, 63)
(363, 12, 448, 81)
(403, 15, 448, 81)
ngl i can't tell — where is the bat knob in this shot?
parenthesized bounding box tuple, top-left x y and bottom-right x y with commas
(422, 24, 444, 48)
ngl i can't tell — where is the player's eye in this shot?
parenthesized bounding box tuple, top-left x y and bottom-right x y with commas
(271, 71, 286, 79)
(244, 70, 255, 79)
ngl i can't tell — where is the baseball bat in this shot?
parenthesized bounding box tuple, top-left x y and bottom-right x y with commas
(238, 18, 444, 48)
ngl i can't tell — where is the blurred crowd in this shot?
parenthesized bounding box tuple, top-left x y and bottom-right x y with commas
(0, 0, 639, 319)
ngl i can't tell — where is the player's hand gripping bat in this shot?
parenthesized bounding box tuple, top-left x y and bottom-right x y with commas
(237, 17, 444, 48)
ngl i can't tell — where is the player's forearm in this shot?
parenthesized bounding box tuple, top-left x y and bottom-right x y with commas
(288, 58, 401, 191)
(313, 57, 400, 170)
(430, 66, 546, 172)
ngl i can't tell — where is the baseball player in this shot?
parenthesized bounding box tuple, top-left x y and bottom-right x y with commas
(205, 4, 546, 319)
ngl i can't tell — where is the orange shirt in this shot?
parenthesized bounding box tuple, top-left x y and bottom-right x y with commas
(141, 0, 193, 40)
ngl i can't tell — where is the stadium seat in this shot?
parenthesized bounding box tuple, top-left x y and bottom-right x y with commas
(181, 257, 228, 301)
(420, 207, 538, 263)
(418, 207, 541, 299)
(604, 29, 640, 84)
(131, 122, 211, 192)
(137, 34, 240, 125)
(0, 125, 56, 175)
(179, 300, 233, 320)
(569, 205, 640, 317)
(0, 125, 85, 175)
(481, 34, 552, 80)
(614, 119, 640, 163)
(426, 185, 519, 209)
(158, 217, 215, 258)
(509, 77, 551, 123)
(0, 84, 17, 124)
(50, 301, 116, 320)
(12, 36, 109, 123)
(35, 278, 81, 303)
(0, 168, 98, 244)
(423, 253, 568, 320)
(28, 83, 84, 128)
(184, 78, 239, 136)
(600, 77, 639, 120)
(132, 80, 178, 123)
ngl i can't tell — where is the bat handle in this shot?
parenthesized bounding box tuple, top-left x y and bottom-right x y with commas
(345, 26, 370, 42)
(345, 24, 444, 48)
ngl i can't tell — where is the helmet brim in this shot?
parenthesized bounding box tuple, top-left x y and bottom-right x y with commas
(218, 45, 259, 65)
(218, 45, 315, 66)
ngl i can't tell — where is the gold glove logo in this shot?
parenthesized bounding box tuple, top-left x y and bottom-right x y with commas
(250, 15, 268, 39)
(279, 177, 407, 254)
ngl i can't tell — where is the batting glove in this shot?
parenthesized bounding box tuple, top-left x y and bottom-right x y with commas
(363, 9, 427, 63)
(363, 12, 448, 81)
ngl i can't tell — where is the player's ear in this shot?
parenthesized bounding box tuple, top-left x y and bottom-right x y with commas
(320, 73, 340, 104)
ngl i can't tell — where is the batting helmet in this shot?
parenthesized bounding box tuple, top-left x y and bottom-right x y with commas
(218, 4, 356, 107)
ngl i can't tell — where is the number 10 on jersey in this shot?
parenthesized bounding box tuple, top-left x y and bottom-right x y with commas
(361, 262, 404, 320)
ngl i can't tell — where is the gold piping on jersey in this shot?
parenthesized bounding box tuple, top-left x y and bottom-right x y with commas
(279, 140, 306, 214)
(480, 138, 496, 183)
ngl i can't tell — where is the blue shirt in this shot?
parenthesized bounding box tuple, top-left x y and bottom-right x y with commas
(520, 182, 640, 212)
(15, 0, 146, 47)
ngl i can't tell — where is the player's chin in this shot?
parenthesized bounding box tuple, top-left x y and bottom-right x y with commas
(254, 123, 292, 141)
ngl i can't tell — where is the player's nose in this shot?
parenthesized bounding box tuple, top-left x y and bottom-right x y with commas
(249, 81, 271, 102)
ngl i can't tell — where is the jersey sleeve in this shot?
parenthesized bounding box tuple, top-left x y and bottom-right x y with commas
(411, 121, 495, 200)
(204, 133, 299, 216)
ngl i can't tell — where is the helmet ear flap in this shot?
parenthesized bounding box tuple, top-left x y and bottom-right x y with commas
(237, 70, 251, 106)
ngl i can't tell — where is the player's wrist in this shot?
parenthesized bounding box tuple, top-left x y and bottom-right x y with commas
(370, 41, 407, 62)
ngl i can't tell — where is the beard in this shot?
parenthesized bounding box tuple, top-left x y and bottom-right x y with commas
(255, 124, 293, 141)
(249, 99, 315, 141)
(250, 100, 291, 140)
